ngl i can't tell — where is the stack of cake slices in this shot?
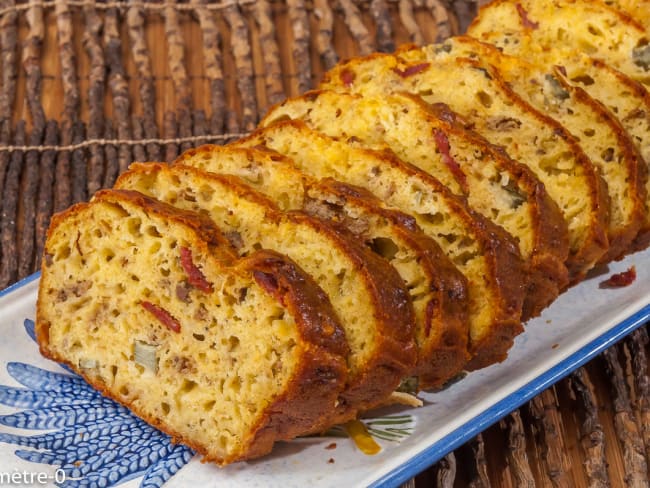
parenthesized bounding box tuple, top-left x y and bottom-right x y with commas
(36, 0, 650, 466)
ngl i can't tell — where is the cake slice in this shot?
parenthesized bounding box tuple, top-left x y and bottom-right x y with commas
(259, 93, 569, 317)
(233, 120, 527, 370)
(320, 54, 609, 281)
(417, 36, 647, 262)
(36, 189, 349, 465)
(115, 163, 416, 423)
(453, 36, 650, 253)
(175, 144, 470, 389)
(605, 0, 650, 28)
(468, 0, 650, 87)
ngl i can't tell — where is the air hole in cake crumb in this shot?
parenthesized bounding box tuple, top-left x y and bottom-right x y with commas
(161, 267, 170, 277)
(370, 237, 399, 260)
(111, 365, 118, 379)
(231, 376, 241, 392)
(193, 333, 205, 341)
(56, 245, 71, 260)
(170, 240, 178, 249)
(111, 309, 120, 318)
(571, 75, 595, 86)
(583, 128, 596, 137)
(130, 274, 140, 282)
(199, 185, 215, 202)
(417, 212, 444, 226)
(587, 24, 603, 37)
(182, 190, 197, 202)
(145, 225, 162, 238)
(127, 218, 142, 237)
(119, 385, 129, 396)
(476, 91, 493, 108)
(180, 379, 198, 393)
(228, 336, 240, 352)
(203, 400, 216, 411)
(161, 402, 171, 415)
(149, 241, 161, 254)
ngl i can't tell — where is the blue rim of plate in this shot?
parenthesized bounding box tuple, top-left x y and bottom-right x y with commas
(370, 301, 650, 488)
(0, 271, 41, 299)
(2, 272, 649, 488)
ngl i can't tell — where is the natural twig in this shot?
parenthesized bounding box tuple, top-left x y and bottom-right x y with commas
(628, 327, 650, 463)
(0, 0, 17, 124)
(528, 387, 571, 487)
(18, 122, 44, 279)
(0, 121, 25, 289)
(436, 452, 456, 487)
(131, 115, 146, 163)
(313, 0, 337, 70)
(287, 0, 312, 94)
(164, 0, 193, 153)
(127, 0, 160, 160)
(501, 410, 535, 487)
(102, 119, 118, 189)
(337, 0, 375, 55)
(369, 0, 395, 53)
(83, 2, 105, 196)
(35, 120, 58, 269)
(603, 346, 649, 487)
(105, 6, 132, 175)
(224, 4, 257, 131)
(248, 0, 284, 108)
(398, 0, 424, 45)
(196, 0, 226, 135)
(570, 367, 609, 487)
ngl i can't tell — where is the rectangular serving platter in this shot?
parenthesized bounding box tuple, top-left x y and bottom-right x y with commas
(0, 246, 648, 487)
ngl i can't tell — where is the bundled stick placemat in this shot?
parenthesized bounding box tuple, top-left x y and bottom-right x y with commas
(0, 1, 648, 486)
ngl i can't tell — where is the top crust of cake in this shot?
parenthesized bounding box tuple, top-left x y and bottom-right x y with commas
(36, 189, 349, 465)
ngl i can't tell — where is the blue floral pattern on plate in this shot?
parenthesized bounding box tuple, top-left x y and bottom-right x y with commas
(0, 319, 194, 487)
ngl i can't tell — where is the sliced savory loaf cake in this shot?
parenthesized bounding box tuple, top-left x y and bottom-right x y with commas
(115, 163, 416, 422)
(233, 119, 527, 369)
(175, 144, 470, 389)
(421, 36, 647, 263)
(320, 54, 610, 281)
(259, 94, 568, 317)
(468, 0, 650, 87)
(36, 189, 349, 465)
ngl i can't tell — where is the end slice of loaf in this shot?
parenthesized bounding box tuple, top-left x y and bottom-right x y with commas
(175, 144, 471, 389)
(260, 91, 569, 317)
(115, 163, 416, 423)
(468, 0, 650, 87)
(36, 189, 349, 465)
(320, 53, 610, 281)
(423, 36, 647, 263)
(234, 117, 527, 370)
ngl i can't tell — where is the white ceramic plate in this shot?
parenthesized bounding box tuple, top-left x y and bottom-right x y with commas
(1, 248, 649, 488)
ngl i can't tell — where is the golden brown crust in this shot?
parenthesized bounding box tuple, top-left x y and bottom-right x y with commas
(371, 145, 526, 369)
(414, 97, 571, 318)
(307, 178, 470, 388)
(556, 71, 647, 262)
(37, 190, 350, 465)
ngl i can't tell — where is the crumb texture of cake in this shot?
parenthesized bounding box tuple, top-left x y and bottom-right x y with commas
(242, 116, 527, 370)
(36, 189, 349, 466)
(424, 36, 647, 263)
(258, 92, 569, 318)
(177, 144, 471, 388)
(320, 51, 610, 281)
(461, 25, 650, 253)
(115, 163, 416, 422)
(468, 0, 650, 87)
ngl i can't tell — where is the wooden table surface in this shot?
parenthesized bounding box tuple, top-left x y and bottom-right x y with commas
(0, 1, 648, 487)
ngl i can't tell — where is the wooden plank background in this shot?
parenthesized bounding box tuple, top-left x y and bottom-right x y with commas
(0, 1, 649, 487)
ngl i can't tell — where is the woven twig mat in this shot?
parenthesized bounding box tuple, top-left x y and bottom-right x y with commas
(0, 1, 648, 486)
